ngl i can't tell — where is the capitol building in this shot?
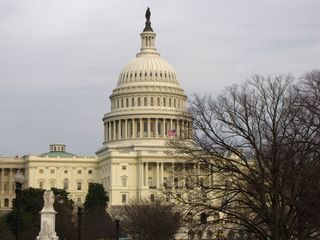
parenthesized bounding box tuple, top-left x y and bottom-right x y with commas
(0, 10, 192, 210)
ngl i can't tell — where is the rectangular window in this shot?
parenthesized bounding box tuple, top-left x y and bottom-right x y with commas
(39, 169, 44, 174)
(122, 165, 126, 170)
(77, 182, 82, 191)
(122, 194, 127, 203)
(121, 178, 127, 187)
(4, 198, 9, 207)
(50, 169, 55, 174)
(78, 170, 82, 174)
(39, 182, 44, 189)
(4, 182, 8, 192)
(88, 170, 92, 174)
(50, 182, 55, 188)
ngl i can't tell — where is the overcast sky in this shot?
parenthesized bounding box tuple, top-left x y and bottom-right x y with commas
(0, 0, 319, 156)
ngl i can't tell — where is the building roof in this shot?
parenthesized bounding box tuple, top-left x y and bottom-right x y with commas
(39, 151, 76, 158)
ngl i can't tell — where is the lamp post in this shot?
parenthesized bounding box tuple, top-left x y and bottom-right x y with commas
(14, 170, 24, 240)
(77, 206, 82, 240)
(115, 219, 120, 240)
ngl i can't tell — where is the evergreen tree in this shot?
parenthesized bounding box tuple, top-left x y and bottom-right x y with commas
(82, 183, 114, 240)
(84, 183, 108, 210)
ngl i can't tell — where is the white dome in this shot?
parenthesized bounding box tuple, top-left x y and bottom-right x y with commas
(117, 54, 180, 86)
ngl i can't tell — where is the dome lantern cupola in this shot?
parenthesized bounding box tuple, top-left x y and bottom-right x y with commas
(138, 8, 158, 57)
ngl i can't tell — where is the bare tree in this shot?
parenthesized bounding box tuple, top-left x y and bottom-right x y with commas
(170, 74, 320, 240)
(122, 199, 182, 240)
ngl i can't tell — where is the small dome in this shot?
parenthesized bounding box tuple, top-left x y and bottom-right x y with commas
(117, 54, 180, 87)
(39, 144, 76, 158)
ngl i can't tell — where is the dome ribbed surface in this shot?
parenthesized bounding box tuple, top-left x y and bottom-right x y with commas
(117, 54, 180, 86)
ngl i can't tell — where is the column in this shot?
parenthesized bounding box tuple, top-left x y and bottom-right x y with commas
(160, 163, 164, 186)
(125, 119, 128, 139)
(140, 118, 143, 138)
(181, 121, 185, 139)
(1, 169, 4, 193)
(162, 119, 166, 137)
(118, 120, 121, 139)
(145, 162, 149, 187)
(113, 121, 116, 140)
(108, 122, 111, 141)
(8, 169, 12, 194)
(155, 118, 158, 138)
(147, 118, 150, 138)
(184, 121, 188, 139)
(132, 119, 135, 138)
(176, 120, 180, 138)
(141, 162, 144, 186)
(104, 123, 107, 142)
(156, 163, 160, 188)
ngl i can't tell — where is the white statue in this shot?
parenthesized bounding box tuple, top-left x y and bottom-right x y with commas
(36, 190, 59, 240)
(43, 190, 55, 211)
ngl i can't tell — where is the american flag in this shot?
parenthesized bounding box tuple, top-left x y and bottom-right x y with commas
(168, 129, 176, 137)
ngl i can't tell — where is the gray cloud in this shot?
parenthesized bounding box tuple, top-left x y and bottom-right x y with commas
(1, 0, 319, 156)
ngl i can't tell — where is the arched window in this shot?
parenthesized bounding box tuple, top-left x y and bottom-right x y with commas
(150, 97, 154, 106)
(138, 97, 141, 107)
(169, 98, 172, 107)
(126, 98, 129, 107)
(144, 97, 147, 106)
(63, 178, 69, 190)
(163, 97, 166, 107)
(157, 97, 160, 106)
(131, 97, 134, 107)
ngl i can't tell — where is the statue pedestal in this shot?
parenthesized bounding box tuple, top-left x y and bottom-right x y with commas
(36, 190, 59, 240)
